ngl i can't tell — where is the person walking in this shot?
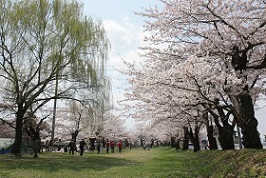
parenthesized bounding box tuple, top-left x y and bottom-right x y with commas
(106, 139, 110, 153)
(79, 139, 87, 156)
(110, 140, 115, 153)
(97, 140, 101, 154)
(57, 138, 63, 152)
(117, 140, 123, 154)
(33, 139, 42, 158)
(129, 140, 132, 150)
(45, 140, 50, 152)
(68, 139, 76, 155)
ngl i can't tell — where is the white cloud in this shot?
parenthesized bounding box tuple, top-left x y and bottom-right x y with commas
(102, 17, 145, 113)
(103, 18, 143, 54)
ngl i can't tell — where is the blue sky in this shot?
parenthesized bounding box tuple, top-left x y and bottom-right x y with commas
(79, 0, 153, 101)
(77, 0, 266, 139)
(80, 0, 162, 58)
(78, 0, 163, 129)
(80, 0, 160, 22)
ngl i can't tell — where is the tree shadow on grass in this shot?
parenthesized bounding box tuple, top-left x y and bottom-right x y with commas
(0, 152, 139, 172)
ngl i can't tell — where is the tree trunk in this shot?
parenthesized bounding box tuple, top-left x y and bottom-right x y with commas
(218, 125, 235, 150)
(212, 111, 235, 150)
(11, 111, 24, 156)
(170, 137, 176, 148)
(175, 139, 180, 150)
(230, 47, 263, 149)
(210, 110, 235, 150)
(182, 127, 189, 150)
(140, 138, 144, 147)
(191, 137, 200, 152)
(188, 125, 200, 152)
(89, 137, 96, 151)
(206, 125, 218, 150)
(239, 94, 262, 149)
(71, 129, 79, 143)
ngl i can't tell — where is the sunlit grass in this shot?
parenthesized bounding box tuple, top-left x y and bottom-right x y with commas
(0, 147, 266, 178)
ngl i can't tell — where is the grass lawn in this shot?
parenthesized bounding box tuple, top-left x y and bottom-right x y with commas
(0, 147, 266, 178)
(0, 147, 196, 178)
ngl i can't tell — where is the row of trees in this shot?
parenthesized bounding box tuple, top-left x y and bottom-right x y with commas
(121, 0, 266, 151)
(0, 0, 111, 155)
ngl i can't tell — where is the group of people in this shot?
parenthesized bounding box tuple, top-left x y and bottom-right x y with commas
(68, 139, 87, 156)
(43, 138, 87, 156)
(97, 139, 123, 154)
(64, 138, 124, 156)
(32, 137, 129, 158)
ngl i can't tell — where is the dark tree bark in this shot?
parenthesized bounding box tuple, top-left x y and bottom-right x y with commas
(175, 139, 180, 150)
(182, 126, 189, 150)
(217, 106, 235, 150)
(11, 108, 25, 156)
(209, 109, 235, 150)
(140, 137, 144, 147)
(203, 111, 217, 150)
(25, 126, 40, 141)
(239, 94, 262, 149)
(217, 125, 235, 150)
(170, 137, 176, 148)
(71, 129, 79, 143)
(188, 125, 200, 152)
(89, 137, 96, 151)
(231, 45, 247, 71)
(206, 125, 218, 150)
(230, 45, 263, 149)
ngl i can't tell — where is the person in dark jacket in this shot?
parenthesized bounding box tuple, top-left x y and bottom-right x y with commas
(110, 140, 115, 153)
(33, 139, 42, 158)
(117, 140, 123, 154)
(106, 139, 110, 153)
(97, 140, 101, 154)
(68, 139, 76, 155)
(79, 139, 87, 156)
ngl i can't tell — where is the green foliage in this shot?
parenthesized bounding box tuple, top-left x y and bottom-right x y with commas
(0, 0, 109, 98)
(0, 148, 265, 178)
(0, 0, 110, 155)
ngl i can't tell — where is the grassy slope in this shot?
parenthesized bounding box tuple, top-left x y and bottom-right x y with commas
(0, 147, 265, 178)
(196, 149, 266, 177)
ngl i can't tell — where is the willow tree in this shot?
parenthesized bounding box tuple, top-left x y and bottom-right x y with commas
(0, 0, 109, 155)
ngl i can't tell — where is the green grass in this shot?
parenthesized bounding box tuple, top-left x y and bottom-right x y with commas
(0, 147, 266, 178)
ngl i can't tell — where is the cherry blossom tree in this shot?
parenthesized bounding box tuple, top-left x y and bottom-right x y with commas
(134, 0, 266, 149)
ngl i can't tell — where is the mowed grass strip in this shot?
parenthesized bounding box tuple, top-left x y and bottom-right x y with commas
(0, 147, 198, 178)
(1, 147, 266, 178)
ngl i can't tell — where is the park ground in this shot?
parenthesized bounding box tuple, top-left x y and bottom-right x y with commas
(0, 147, 266, 178)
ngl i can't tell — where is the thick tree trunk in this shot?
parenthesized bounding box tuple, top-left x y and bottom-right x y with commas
(206, 125, 218, 150)
(175, 139, 180, 150)
(71, 129, 79, 143)
(188, 126, 200, 152)
(230, 47, 263, 149)
(218, 126, 235, 150)
(239, 94, 262, 149)
(191, 137, 200, 152)
(215, 119, 235, 150)
(170, 137, 176, 148)
(11, 112, 24, 156)
(182, 127, 189, 150)
(89, 137, 96, 151)
(210, 109, 235, 150)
